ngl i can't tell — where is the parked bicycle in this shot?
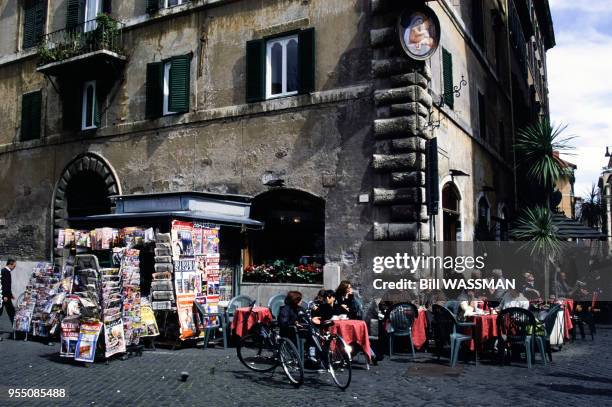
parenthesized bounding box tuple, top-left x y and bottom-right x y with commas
(297, 308, 352, 390)
(236, 301, 304, 386)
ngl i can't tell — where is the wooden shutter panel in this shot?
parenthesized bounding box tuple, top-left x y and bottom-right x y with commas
(245, 39, 265, 103)
(147, 0, 159, 13)
(298, 27, 315, 94)
(66, 0, 82, 29)
(23, 1, 37, 49)
(93, 82, 101, 128)
(145, 62, 163, 118)
(168, 54, 191, 113)
(442, 48, 454, 109)
(62, 80, 81, 130)
(21, 91, 42, 141)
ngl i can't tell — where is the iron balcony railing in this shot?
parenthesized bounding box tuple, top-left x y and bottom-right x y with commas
(38, 16, 124, 66)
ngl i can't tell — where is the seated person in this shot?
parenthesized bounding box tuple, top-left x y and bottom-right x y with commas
(278, 291, 305, 340)
(311, 290, 341, 324)
(498, 288, 529, 310)
(335, 280, 361, 319)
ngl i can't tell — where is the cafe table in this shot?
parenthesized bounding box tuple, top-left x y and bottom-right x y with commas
(468, 312, 498, 351)
(329, 319, 372, 365)
(231, 306, 273, 337)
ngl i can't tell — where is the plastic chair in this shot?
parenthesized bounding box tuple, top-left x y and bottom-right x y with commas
(267, 294, 286, 320)
(194, 301, 228, 349)
(497, 307, 547, 368)
(540, 304, 562, 360)
(226, 295, 254, 324)
(431, 304, 475, 368)
(387, 302, 418, 359)
(444, 300, 459, 315)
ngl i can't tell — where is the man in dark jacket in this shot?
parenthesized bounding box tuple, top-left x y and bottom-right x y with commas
(1, 259, 17, 326)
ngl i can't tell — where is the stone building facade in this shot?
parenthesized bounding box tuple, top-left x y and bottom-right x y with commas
(0, 0, 554, 293)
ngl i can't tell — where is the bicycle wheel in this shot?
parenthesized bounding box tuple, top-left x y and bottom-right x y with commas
(278, 338, 304, 386)
(237, 333, 278, 372)
(327, 335, 352, 390)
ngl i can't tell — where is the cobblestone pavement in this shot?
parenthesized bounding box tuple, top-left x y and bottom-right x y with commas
(1, 319, 611, 406)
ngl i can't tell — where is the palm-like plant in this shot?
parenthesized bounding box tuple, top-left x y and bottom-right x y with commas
(580, 184, 603, 229)
(514, 206, 561, 256)
(515, 119, 575, 206)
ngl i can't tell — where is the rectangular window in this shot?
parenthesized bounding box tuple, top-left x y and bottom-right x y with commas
(84, 0, 102, 32)
(478, 92, 486, 141)
(22, 0, 47, 49)
(266, 35, 299, 99)
(21, 91, 42, 141)
(246, 28, 315, 103)
(82, 80, 97, 130)
(146, 54, 191, 118)
(442, 48, 454, 109)
(472, 0, 485, 49)
(165, 0, 186, 7)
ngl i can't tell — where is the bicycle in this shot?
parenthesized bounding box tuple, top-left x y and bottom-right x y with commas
(236, 301, 304, 386)
(298, 308, 352, 390)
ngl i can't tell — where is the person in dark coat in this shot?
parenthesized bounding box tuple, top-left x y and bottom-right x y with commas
(1, 259, 17, 326)
(335, 280, 361, 319)
(278, 291, 305, 340)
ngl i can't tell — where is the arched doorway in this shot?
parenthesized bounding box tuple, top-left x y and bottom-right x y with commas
(52, 153, 121, 254)
(442, 182, 461, 241)
(250, 189, 325, 265)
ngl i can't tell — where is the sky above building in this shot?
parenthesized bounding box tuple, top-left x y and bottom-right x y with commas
(548, 0, 612, 197)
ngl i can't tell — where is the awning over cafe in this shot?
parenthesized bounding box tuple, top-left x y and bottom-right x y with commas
(511, 213, 605, 240)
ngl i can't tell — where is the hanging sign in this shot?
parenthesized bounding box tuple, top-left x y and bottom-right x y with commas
(398, 5, 440, 61)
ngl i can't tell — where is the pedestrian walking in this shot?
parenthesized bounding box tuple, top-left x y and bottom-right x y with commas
(1, 259, 17, 327)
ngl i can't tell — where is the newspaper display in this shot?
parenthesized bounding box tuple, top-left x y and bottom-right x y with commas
(104, 318, 126, 358)
(60, 316, 80, 357)
(176, 293, 197, 339)
(140, 299, 159, 337)
(121, 249, 142, 346)
(75, 320, 103, 363)
(171, 220, 195, 259)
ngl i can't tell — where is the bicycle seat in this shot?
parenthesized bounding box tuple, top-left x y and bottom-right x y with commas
(319, 319, 335, 328)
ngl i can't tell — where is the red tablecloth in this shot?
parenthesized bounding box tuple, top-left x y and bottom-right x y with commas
(411, 309, 428, 350)
(231, 306, 273, 337)
(562, 299, 573, 339)
(469, 314, 498, 351)
(329, 320, 372, 363)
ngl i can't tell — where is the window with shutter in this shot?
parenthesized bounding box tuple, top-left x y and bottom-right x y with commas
(472, 0, 485, 49)
(21, 91, 42, 141)
(442, 48, 454, 109)
(168, 54, 191, 113)
(82, 80, 97, 130)
(246, 39, 265, 103)
(146, 62, 163, 118)
(147, 0, 159, 13)
(66, 0, 82, 30)
(23, 0, 47, 49)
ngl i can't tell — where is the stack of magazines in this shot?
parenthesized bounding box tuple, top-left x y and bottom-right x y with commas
(100, 267, 126, 358)
(151, 233, 175, 311)
(120, 249, 142, 346)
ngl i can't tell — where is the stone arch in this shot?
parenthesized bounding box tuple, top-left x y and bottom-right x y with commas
(51, 153, 121, 255)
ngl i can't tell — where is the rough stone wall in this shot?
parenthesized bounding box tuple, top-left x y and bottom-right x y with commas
(369, 0, 431, 242)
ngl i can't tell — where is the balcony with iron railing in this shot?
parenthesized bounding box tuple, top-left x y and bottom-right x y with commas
(37, 14, 126, 77)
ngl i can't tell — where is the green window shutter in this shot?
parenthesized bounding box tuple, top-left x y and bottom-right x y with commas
(145, 62, 163, 118)
(23, 0, 45, 49)
(62, 81, 81, 130)
(168, 54, 191, 113)
(147, 0, 159, 13)
(442, 48, 454, 109)
(21, 91, 42, 141)
(245, 39, 265, 103)
(66, 0, 82, 30)
(94, 82, 101, 128)
(298, 27, 315, 94)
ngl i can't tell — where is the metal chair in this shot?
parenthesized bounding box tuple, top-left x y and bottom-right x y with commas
(497, 307, 547, 368)
(431, 304, 475, 368)
(387, 302, 418, 359)
(267, 294, 286, 320)
(194, 301, 228, 349)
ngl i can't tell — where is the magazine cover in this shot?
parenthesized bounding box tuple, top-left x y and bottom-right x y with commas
(104, 318, 126, 358)
(176, 293, 196, 340)
(59, 317, 80, 358)
(202, 226, 220, 255)
(171, 220, 195, 259)
(74, 320, 103, 363)
(140, 302, 159, 338)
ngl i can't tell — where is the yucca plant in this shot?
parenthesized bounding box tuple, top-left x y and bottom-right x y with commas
(580, 184, 604, 229)
(514, 206, 561, 256)
(515, 119, 575, 206)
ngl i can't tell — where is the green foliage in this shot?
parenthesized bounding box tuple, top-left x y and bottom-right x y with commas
(243, 261, 323, 284)
(514, 206, 561, 257)
(515, 119, 575, 194)
(580, 184, 604, 229)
